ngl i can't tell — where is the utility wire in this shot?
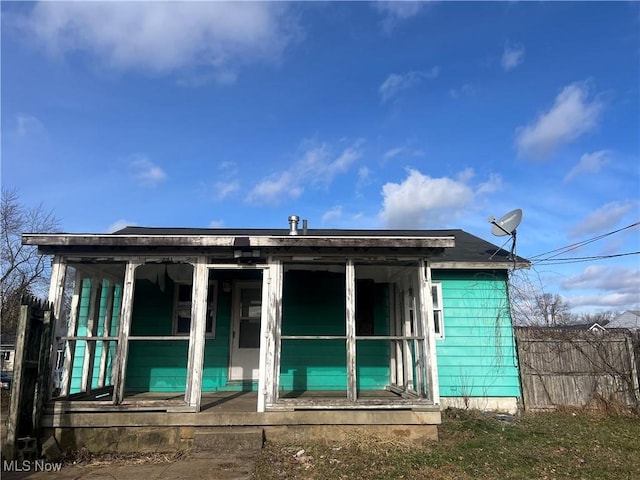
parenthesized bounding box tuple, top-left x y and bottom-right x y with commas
(529, 221, 640, 261)
(533, 250, 640, 266)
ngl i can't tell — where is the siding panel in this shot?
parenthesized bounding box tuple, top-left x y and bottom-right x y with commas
(433, 270, 521, 398)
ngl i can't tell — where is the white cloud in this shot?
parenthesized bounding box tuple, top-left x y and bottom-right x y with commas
(15, 113, 47, 137)
(515, 81, 604, 160)
(247, 171, 303, 205)
(379, 168, 497, 228)
(209, 219, 225, 228)
(562, 265, 640, 296)
(382, 146, 425, 162)
(17, 2, 298, 81)
(129, 155, 167, 187)
(247, 139, 364, 205)
(107, 219, 135, 233)
(449, 84, 475, 100)
(501, 42, 525, 71)
(212, 181, 240, 201)
(564, 150, 611, 182)
(322, 206, 343, 223)
(379, 67, 439, 103)
(373, 1, 428, 33)
(567, 292, 639, 310)
(569, 201, 636, 238)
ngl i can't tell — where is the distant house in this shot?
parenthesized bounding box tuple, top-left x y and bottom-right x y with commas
(0, 335, 16, 373)
(22, 217, 530, 449)
(608, 310, 640, 330)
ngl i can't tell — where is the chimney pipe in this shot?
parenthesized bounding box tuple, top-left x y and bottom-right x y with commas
(302, 219, 308, 235)
(288, 215, 299, 235)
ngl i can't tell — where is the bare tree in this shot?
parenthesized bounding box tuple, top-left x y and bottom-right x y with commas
(1, 188, 60, 334)
(573, 310, 617, 326)
(508, 269, 572, 326)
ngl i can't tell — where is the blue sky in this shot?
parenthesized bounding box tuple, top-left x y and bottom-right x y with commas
(2, 1, 639, 314)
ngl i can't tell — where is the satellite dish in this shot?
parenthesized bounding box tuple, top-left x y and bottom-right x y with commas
(489, 209, 522, 237)
(488, 208, 523, 263)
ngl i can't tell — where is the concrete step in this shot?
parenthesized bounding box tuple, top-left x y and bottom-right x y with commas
(193, 427, 264, 454)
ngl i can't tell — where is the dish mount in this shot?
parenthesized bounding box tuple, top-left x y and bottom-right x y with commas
(488, 208, 523, 261)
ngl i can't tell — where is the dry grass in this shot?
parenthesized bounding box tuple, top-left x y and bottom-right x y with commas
(62, 448, 186, 467)
(253, 408, 640, 480)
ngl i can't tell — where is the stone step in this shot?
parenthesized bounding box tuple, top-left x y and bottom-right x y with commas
(193, 427, 264, 454)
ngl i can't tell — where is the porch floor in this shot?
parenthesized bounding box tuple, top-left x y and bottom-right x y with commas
(43, 390, 441, 429)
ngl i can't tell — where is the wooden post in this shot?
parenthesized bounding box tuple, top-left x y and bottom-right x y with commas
(394, 284, 405, 388)
(81, 279, 101, 392)
(61, 271, 82, 397)
(98, 281, 115, 388)
(419, 260, 439, 404)
(34, 308, 53, 435)
(346, 259, 357, 402)
(257, 265, 271, 413)
(411, 268, 425, 397)
(185, 258, 208, 410)
(112, 261, 139, 405)
(389, 286, 397, 386)
(47, 256, 66, 400)
(268, 260, 284, 407)
(257, 259, 282, 412)
(5, 303, 30, 460)
(402, 276, 414, 392)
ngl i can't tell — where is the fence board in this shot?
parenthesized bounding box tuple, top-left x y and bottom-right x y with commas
(515, 327, 640, 411)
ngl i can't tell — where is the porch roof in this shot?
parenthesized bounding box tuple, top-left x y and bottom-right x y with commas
(22, 227, 530, 269)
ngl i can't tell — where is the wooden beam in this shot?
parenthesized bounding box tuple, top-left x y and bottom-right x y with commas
(185, 258, 207, 410)
(47, 256, 66, 400)
(61, 270, 82, 397)
(345, 259, 357, 402)
(402, 277, 414, 392)
(410, 269, 425, 397)
(81, 279, 101, 393)
(269, 260, 284, 407)
(257, 264, 272, 413)
(394, 284, 404, 388)
(97, 281, 115, 388)
(112, 261, 139, 405)
(23, 233, 455, 250)
(420, 260, 440, 404)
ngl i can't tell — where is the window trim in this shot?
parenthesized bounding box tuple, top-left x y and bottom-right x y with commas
(172, 280, 218, 338)
(432, 282, 445, 340)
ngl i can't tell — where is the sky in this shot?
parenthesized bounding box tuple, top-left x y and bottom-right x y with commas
(1, 1, 639, 315)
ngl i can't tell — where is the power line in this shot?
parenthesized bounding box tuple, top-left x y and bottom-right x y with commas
(533, 250, 640, 266)
(529, 221, 640, 261)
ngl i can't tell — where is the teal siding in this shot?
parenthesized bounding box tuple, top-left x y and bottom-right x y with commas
(432, 270, 520, 398)
(68, 266, 520, 400)
(70, 279, 121, 393)
(279, 271, 389, 392)
(125, 269, 261, 393)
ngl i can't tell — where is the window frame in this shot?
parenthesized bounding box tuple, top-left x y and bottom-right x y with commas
(172, 280, 218, 338)
(431, 282, 445, 340)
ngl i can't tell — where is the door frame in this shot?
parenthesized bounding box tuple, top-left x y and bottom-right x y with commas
(228, 280, 263, 381)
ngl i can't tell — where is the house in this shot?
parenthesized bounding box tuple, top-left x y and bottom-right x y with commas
(608, 310, 640, 330)
(0, 335, 16, 373)
(21, 217, 529, 450)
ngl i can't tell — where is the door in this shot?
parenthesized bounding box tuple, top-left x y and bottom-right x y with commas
(229, 281, 262, 381)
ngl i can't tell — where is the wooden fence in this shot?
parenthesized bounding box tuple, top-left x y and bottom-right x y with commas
(4, 297, 56, 460)
(515, 327, 640, 411)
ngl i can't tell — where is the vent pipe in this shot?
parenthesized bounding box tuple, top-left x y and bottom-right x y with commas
(288, 215, 300, 235)
(302, 219, 308, 235)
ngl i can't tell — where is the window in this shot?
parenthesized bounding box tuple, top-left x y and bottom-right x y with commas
(431, 282, 444, 339)
(1, 351, 10, 361)
(173, 282, 217, 337)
